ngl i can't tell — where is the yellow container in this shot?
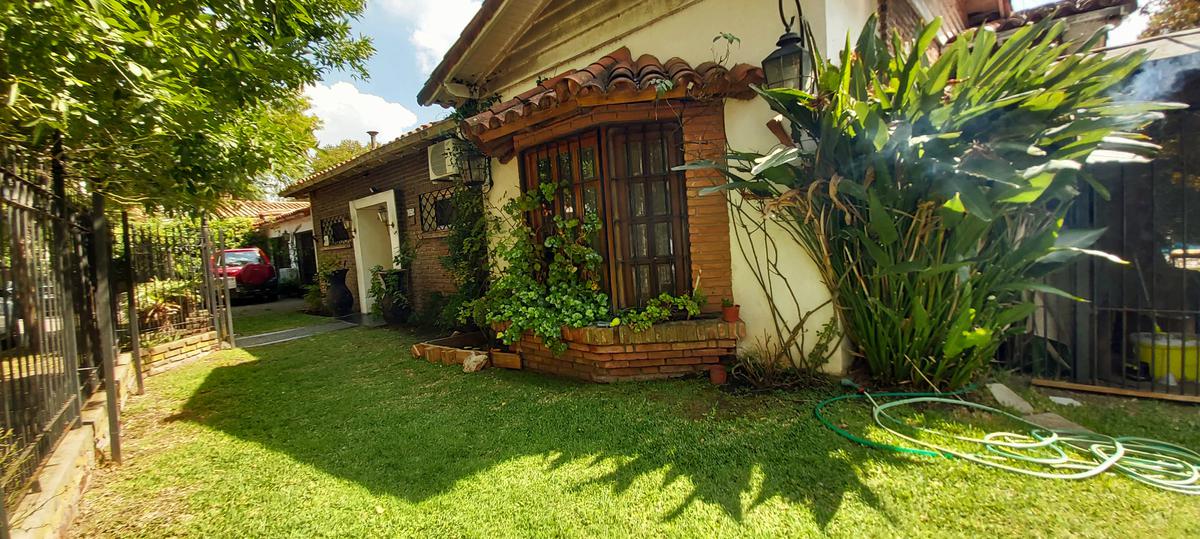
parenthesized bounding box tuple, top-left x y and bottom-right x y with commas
(1132, 332, 1200, 382)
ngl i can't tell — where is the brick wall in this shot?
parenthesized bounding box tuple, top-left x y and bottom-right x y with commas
(513, 319, 744, 382)
(508, 99, 734, 313)
(679, 100, 734, 313)
(141, 331, 218, 375)
(305, 149, 456, 314)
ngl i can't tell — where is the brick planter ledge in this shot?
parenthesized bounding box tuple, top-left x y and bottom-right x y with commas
(513, 318, 745, 382)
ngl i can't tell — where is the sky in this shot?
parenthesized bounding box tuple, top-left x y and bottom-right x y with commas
(305, 0, 484, 147)
(304, 0, 1152, 148)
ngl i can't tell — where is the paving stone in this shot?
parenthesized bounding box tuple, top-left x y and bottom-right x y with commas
(987, 383, 1035, 414)
(238, 320, 356, 348)
(1048, 395, 1083, 407)
(1024, 412, 1091, 432)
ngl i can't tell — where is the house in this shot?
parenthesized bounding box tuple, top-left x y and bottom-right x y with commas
(280, 120, 460, 315)
(416, 0, 1140, 380)
(210, 199, 318, 286)
(258, 205, 317, 286)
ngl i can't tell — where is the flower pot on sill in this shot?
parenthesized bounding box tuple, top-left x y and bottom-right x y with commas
(721, 304, 741, 323)
(709, 364, 728, 385)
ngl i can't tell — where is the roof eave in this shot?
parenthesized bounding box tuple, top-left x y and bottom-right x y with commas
(280, 119, 456, 198)
(417, 0, 506, 107)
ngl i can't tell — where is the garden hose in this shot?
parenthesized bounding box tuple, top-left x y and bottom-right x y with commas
(814, 380, 1200, 494)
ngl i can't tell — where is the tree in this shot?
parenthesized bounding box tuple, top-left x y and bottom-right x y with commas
(311, 139, 368, 173)
(0, 0, 372, 212)
(1140, 0, 1200, 38)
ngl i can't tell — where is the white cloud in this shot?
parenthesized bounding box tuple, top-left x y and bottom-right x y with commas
(1108, 9, 1149, 46)
(303, 82, 418, 146)
(377, 0, 482, 72)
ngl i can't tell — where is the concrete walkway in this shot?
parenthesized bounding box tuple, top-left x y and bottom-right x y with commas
(237, 319, 357, 348)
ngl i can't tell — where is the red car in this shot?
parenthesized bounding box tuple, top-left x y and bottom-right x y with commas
(214, 247, 278, 302)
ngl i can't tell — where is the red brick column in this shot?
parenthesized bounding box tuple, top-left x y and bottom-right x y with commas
(680, 100, 732, 314)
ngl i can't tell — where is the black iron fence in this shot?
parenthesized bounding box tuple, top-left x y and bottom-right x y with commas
(0, 146, 233, 530)
(117, 219, 219, 351)
(0, 150, 88, 513)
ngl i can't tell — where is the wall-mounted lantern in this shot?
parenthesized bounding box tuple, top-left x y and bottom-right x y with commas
(762, 0, 815, 92)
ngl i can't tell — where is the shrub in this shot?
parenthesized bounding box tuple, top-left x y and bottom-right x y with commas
(466, 180, 609, 353)
(302, 284, 324, 314)
(368, 265, 409, 321)
(693, 16, 1180, 389)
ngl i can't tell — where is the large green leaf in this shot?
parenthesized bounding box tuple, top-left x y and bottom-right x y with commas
(868, 191, 899, 244)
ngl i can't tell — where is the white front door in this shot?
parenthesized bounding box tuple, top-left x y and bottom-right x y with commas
(348, 191, 401, 313)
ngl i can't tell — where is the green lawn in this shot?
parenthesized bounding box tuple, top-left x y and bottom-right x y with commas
(73, 327, 1200, 537)
(233, 310, 329, 337)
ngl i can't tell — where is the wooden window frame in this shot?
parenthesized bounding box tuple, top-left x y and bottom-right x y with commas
(519, 122, 691, 310)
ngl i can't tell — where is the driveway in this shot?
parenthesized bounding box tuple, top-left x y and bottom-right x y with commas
(230, 297, 307, 317)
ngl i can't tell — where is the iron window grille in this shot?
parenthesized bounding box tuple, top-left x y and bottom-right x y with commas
(419, 187, 456, 232)
(319, 216, 351, 246)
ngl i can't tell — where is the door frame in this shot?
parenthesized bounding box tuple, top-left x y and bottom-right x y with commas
(348, 190, 401, 313)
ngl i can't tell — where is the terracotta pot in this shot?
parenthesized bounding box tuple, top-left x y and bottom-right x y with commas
(721, 304, 741, 323)
(325, 268, 354, 317)
(709, 364, 728, 385)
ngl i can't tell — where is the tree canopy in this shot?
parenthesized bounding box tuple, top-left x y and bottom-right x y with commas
(1139, 0, 1200, 38)
(0, 0, 372, 212)
(311, 139, 368, 173)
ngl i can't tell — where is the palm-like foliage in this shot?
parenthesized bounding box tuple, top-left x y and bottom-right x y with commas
(690, 16, 1184, 388)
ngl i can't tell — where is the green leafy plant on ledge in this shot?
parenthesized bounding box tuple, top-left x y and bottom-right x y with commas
(615, 290, 705, 332)
(688, 15, 1182, 389)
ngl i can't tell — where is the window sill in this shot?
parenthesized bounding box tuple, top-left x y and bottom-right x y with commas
(320, 244, 353, 252)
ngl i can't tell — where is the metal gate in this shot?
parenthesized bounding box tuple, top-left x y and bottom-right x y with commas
(1003, 108, 1200, 399)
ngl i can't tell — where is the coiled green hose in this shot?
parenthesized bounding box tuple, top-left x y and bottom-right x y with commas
(814, 382, 1200, 494)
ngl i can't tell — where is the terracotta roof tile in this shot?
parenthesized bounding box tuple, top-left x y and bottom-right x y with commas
(260, 205, 312, 228)
(461, 47, 764, 141)
(214, 200, 310, 222)
(981, 0, 1135, 32)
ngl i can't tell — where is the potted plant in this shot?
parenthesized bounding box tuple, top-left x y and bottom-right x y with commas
(721, 298, 740, 322)
(325, 268, 354, 317)
(369, 265, 410, 325)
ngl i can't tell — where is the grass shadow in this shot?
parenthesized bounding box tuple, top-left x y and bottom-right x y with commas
(176, 328, 913, 529)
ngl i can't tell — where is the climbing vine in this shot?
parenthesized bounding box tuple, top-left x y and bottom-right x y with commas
(422, 94, 501, 330)
(465, 181, 609, 353)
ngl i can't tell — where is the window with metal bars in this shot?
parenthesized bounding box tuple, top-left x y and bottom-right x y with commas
(521, 123, 690, 309)
(319, 216, 351, 246)
(419, 187, 456, 232)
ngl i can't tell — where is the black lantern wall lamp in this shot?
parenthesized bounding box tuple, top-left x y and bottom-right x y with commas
(762, 0, 816, 92)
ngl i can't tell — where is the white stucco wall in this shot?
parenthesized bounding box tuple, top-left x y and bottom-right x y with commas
(265, 214, 313, 238)
(481, 0, 872, 372)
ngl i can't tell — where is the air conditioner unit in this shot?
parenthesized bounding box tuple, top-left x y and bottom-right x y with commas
(427, 138, 464, 181)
